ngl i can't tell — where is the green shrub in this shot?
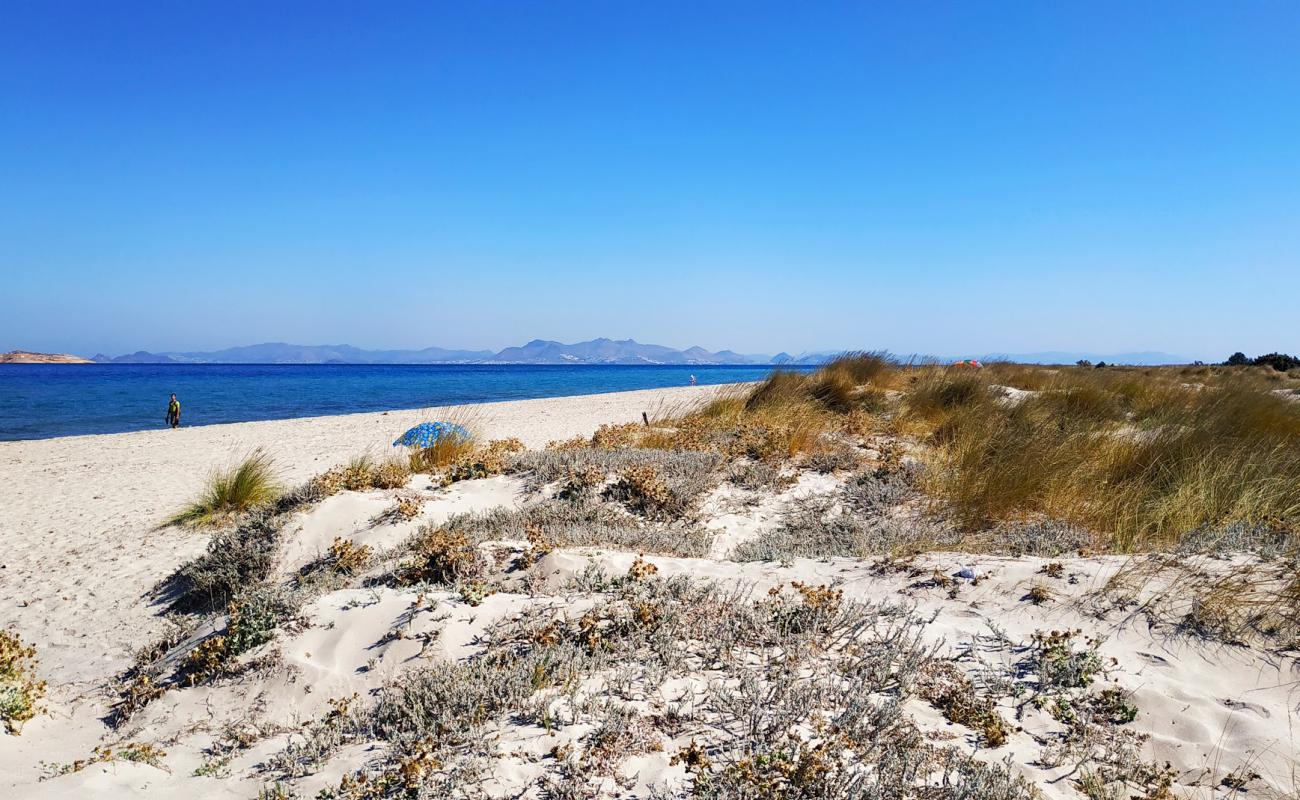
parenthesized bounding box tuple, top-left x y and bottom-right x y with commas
(169, 449, 281, 526)
(0, 630, 46, 734)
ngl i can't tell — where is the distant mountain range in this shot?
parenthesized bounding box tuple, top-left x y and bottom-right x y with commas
(95, 343, 497, 364)
(11, 341, 1189, 366)
(88, 339, 798, 365)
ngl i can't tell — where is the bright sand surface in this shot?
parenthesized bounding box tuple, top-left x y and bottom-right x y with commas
(0, 385, 724, 683)
(1, 384, 1297, 797)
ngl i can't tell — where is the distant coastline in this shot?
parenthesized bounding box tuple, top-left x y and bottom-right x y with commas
(0, 362, 787, 441)
(5, 338, 1194, 367)
(0, 350, 92, 364)
(79, 338, 810, 366)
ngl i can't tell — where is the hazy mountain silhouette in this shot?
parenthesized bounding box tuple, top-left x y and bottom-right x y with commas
(81, 342, 1193, 366)
(89, 339, 778, 365)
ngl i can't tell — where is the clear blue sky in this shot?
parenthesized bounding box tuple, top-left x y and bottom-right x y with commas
(3, 1, 1297, 360)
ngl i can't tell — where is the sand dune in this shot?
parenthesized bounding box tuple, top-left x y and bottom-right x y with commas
(1, 384, 1296, 798)
(0, 386, 719, 685)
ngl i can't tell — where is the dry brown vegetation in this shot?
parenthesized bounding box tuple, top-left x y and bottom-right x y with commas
(403, 412, 482, 473)
(106, 358, 1300, 797)
(396, 527, 485, 586)
(312, 453, 413, 496)
(610, 354, 1300, 554)
(912, 364, 1300, 550)
(0, 629, 46, 734)
(1095, 552, 1300, 648)
(327, 537, 374, 575)
(445, 436, 525, 481)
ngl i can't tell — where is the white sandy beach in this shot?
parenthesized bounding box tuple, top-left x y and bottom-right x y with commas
(1, 384, 1296, 798)
(0, 388, 721, 787)
(0, 386, 721, 683)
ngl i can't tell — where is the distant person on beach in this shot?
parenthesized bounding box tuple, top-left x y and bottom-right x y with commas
(689, 374, 697, 386)
(166, 393, 181, 428)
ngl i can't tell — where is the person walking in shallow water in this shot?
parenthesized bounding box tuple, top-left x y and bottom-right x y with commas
(166, 393, 181, 428)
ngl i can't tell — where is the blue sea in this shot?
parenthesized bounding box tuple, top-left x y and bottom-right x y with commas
(0, 364, 805, 442)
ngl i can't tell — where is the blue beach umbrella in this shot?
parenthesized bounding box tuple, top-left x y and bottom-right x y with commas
(393, 421, 471, 449)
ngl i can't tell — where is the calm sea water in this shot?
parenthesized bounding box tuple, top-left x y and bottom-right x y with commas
(0, 364, 805, 441)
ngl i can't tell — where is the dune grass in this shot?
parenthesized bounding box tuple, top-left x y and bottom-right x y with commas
(407, 431, 476, 472)
(165, 357, 1298, 554)
(741, 351, 897, 413)
(903, 366, 1300, 549)
(404, 409, 482, 472)
(1096, 552, 1300, 648)
(168, 448, 282, 527)
(598, 352, 903, 463)
(645, 354, 1300, 552)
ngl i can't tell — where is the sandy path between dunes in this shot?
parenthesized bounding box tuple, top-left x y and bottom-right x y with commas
(0, 385, 728, 690)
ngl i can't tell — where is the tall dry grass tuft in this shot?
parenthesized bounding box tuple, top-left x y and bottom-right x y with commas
(743, 370, 809, 412)
(983, 361, 1054, 391)
(819, 350, 896, 385)
(405, 408, 481, 472)
(806, 369, 857, 413)
(638, 357, 1299, 550)
(169, 448, 281, 527)
(920, 367, 1300, 549)
(893, 366, 993, 440)
(409, 433, 476, 472)
(744, 353, 896, 416)
(586, 355, 904, 474)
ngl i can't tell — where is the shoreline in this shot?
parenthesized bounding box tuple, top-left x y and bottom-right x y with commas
(1, 382, 745, 446)
(3, 380, 1297, 795)
(0, 365, 781, 443)
(0, 384, 732, 684)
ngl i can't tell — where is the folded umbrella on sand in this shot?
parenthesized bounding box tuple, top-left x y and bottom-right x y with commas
(393, 421, 471, 448)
